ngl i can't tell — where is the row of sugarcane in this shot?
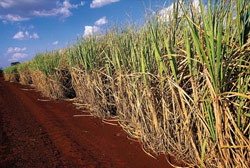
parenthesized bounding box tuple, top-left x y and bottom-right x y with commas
(4, 0, 250, 167)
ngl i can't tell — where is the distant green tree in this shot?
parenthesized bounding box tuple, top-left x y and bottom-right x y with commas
(0, 67, 3, 77)
(11, 62, 20, 66)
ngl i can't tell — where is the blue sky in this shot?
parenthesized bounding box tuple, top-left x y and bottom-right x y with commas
(0, 0, 170, 68)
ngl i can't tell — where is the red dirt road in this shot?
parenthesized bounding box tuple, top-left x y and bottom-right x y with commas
(0, 76, 175, 168)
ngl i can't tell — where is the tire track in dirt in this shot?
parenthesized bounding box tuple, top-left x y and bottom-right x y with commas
(0, 76, 175, 168)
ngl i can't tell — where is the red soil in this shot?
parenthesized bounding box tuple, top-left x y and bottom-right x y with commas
(0, 76, 178, 168)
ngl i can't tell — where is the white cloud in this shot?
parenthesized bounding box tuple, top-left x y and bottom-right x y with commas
(5, 46, 28, 62)
(33, 0, 84, 19)
(13, 31, 39, 40)
(32, 33, 39, 39)
(90, 0, 120, 8)
(0, 1, 84, 22)
(192, 0, 201, 9)
(0, 0, 15, 8)
(0, 14, 30, 22)
(8, 53, 28, 62)
(95, 16, 108, 26)
(25, 31, 29, 36)
(83, 16, 108, 37)
(6, 47, 27, 54)
(159, 0, 202, 22)
(52, 41, 59, 45)
(13, 31, 24, 40)
(83, 26, 100, 37)
(0, 0, 44, 8)
(80, 1, 85, 6)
